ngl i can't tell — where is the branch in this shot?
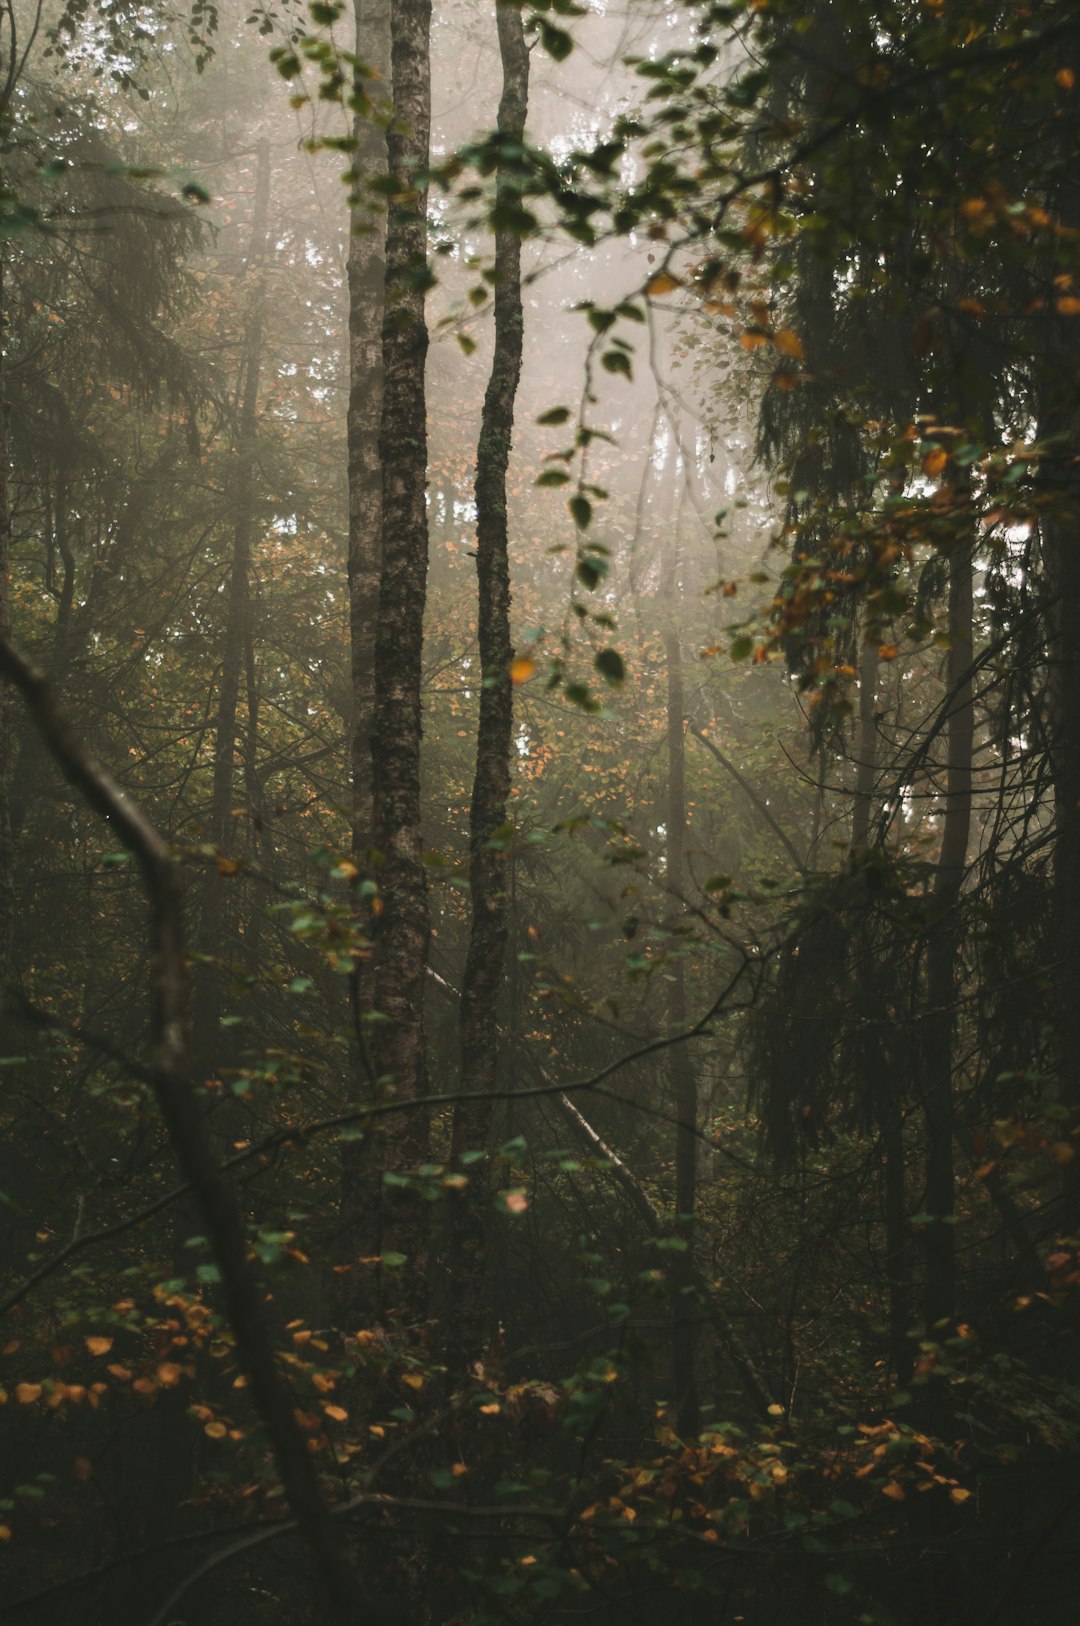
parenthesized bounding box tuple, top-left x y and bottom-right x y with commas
(688, 724, 805, 873)
(0, 636, 373, 1625)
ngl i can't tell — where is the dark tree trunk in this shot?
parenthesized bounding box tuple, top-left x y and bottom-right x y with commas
(337, 0, 392, 1314)
(0, 251, 12, 1007)
(369, 0, 433, 1278)
(449, 0, 529, 1364)
(347, 0, 390, 858)
(922, 536, 974, 1331)
(191, 138, 269, 1077)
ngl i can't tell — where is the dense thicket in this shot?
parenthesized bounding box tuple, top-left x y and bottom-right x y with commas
(2, 3, 1080, 1624)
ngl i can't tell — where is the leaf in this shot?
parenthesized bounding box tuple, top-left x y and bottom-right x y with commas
(401, 1372, 425, 1391)
(72, 1457, 93, 1481)
(881, 1481, 906, 1501)
(569, 495, 592, 530)
(502, 1190, 529, 1215)
(537, 406, 571, 425)
(15, 1384, 41, 1405)
(510, 656, 536, 685)
(594, 649, 625, 684)
(1056, 296, 1080, 315)
(922, 447, 948, 477)
(645, 272, 679, 296)
(950, 1486, 972, 1504)
(535, 469, 569, 488)
(156, 1363, 182, 1387)
(85, 1337, 113, 1356)
(204, 1420, 227, 1439)
(323, 1404, 348, 1422)
(773, 328, 804, 360)
(380, 1251, 407, 1268)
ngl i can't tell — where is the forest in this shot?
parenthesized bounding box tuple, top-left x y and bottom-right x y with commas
(2, 0, 1080, 1621)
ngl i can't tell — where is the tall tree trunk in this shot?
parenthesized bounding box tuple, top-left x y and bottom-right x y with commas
(348, 0, 390, 859)
(449, 0, 529, 1365)
(0, 250, 12, 1009)
(337, 0, 392, 1316)
(850, 638, 879, 853)
(664, 506, 700, 1438)
(192, 138, 269, 1076)
(922, 535, 974, 1331)
(369, 0, 432, 1277)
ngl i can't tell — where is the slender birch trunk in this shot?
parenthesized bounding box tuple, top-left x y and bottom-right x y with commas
(449, 0, 529, 1362)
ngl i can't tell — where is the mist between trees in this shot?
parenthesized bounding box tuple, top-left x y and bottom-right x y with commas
(1, 1, 1080, 1623)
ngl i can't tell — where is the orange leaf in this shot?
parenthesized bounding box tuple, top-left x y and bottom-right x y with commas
(950, 1486, 973, 1504)
(645, 272, 679, 296)
(323, 1404, 348, 1422)
(1056, 296, 1080, 316)
(773, 328, 804, 360)
(881, 1481, 906, 1501)
(401, 1372, 425, 1391)
(922, 447, 948, 477)
(878, 644, 899, 661)
(73, 1456, 94, 1481)
(15, 1383, 42, 1405)
(1057, 67, 1075, 89)
(157, 1362, 182, 1387)
(739, 330, 768, 351)
(204, 1420, 228, 1439)
(509, 656, 536, 685)
(85, 1336, 113, 1357)
(0, 1524, 11, 1542)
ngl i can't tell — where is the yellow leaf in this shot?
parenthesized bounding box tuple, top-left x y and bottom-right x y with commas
(881, 1481, 906, 1501)
(15, 1383, 42, 1405)
(479, 1402, 501, 1415)
(645, 272, 680, 296)
(85, 1336, 113, 1356)
(950, 1486, 973, 1503)
(323, 1404, 348, 1422)
(773, 329, 804, 360)
(922, 447, 948, 477)
(509, 656, 536, 685)
(1050, 1141, 1075, 1165)
(401, 1372, 425, 1391)
(204, 1420, 228, 1439)
(0, 1524, 11, 1542)
(739, 330, 768, 350)
(157, 1362, 182, 1387)
(1057, 67, 1075, 89)
(1056, 296, 1080, 316)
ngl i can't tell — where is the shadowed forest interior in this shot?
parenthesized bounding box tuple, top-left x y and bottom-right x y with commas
(2, 1, 1080, 1622)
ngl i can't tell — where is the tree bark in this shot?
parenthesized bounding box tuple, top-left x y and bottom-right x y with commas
(922, 535, 974, 1331)
(449, 0, 529, 1363)
(191, 138, 269, 1076)
(663, 504, 700, 1437)
(0, 250, 12, 1009)
(369, 0, 433, 1275)
(348, 0, 390, 858)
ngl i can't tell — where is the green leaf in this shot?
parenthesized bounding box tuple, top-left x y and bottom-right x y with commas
(594, 648, 625, 684)
(537, 406, 572, 424)
(535, 469, 570, 487)
(569, 494, 592, 529)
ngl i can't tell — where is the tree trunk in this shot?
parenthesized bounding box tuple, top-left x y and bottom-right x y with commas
(347, 0, 390, 859)
(664, 504, 700, 1437)
(922, 535, 974, 1331)
(191, 138, 269, 1076)
(369, 0, 433, 1280)
(449, 0, 529, 1365)
(0, 250, 12, 1008)
(337, 0, 393, 1317)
